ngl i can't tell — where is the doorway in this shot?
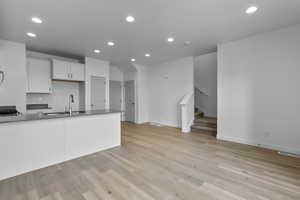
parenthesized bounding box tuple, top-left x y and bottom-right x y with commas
(109, 80, 122, 110)
(90, 76, 106, 110)
(124, 80, 135, 122)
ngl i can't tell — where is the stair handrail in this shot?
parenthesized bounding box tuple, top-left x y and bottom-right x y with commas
(180, 92, 194, 133)
(194, 86, 209, 96)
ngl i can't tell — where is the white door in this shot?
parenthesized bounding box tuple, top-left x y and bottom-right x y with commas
(91, 76, 106, 110)
(109, 80, 122, 110)
(27, 57, 52, 93)
(125, 80, 135, 122)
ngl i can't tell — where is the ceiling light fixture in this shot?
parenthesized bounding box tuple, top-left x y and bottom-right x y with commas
(31, 17, 43, 24)
(131, 58, 136, 62)
(167, 37, 175, 43)
(126, 16, 135, 23)
(145, 53, 151, 57)
(107, 41, 115, 46)
(94, 49, 101, 53)
(26, 32, 37, 37)
(246, 6, 258, 14)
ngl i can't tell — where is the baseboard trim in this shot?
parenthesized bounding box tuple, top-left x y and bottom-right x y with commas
(148, 121, 180, 129)
(217, 135, 300, 155)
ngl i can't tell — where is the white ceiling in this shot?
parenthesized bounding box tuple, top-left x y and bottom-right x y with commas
(1, 0, 300, 67)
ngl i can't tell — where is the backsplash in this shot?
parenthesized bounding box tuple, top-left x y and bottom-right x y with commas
(26, 81, 84, 112)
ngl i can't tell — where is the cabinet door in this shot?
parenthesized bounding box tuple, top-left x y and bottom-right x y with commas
(52, 59, 70, 80)
(70, 63, 85, 81)
(27, 58, 52, 93)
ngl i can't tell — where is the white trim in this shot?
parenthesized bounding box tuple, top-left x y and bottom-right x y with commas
(182, 117, 194, 133)
(217, 135, 300, 155)
(149, 121, 180, 128)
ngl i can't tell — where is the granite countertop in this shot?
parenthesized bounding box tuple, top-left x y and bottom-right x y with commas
(0, 110, 122, 124)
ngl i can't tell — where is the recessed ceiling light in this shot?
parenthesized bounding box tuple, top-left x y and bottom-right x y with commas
(167, 37, 175, 43)
(31, 17, 43, 24)
(94, 49, 101, 53)
(131, 58, 136, 62)
(145, 53, 151, 57)
(107, 41, 115, 46)
(26, 32, 37, 37)
(246, 6, 258, 14)
(126, 16, 135, 23)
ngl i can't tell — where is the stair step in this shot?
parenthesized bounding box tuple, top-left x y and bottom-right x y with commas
(193, 121, 217, 128)
(194, 112, 204, 118)
(194, 117, 217, 125)
(191, 125, 217, 132)
(191, 127, 217, 137)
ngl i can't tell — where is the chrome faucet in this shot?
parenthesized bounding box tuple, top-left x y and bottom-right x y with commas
(68, 94, 74, 115)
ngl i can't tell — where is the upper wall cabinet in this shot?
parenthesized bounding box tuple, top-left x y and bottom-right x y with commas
(52, 59, 85, 81)
(27, 57, 52, 93)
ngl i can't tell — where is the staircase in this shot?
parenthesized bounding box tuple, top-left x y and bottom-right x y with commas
(191, 115, 217, 137)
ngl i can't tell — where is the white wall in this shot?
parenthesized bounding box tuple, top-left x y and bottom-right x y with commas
(0, 40, 26, 113)
(124, 70, 136, 82)
(218, 24, 300, 154)
(133, 64, 149, 124)
(194, 52, 217, 117)
(26, 51, 81, 63)
(147, 57, 194, 127)
(110, 65, 123, 81)
(85, 57, 110, 110)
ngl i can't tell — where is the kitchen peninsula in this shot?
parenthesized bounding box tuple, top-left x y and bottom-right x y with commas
(0, 110, 121, 181)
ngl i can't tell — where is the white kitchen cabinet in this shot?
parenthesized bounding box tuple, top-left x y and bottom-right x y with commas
(52, 59, 69, 80)
(27, 57, 52, 93)
(52, 59, 85, 81)
(70, 62, 85, 81)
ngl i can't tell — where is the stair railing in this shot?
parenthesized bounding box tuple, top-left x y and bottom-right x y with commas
(179, 92, 194, 133)
(194, 87, 209, 96)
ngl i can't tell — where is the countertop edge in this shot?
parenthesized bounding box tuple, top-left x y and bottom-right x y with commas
(0, 110, 123, 124)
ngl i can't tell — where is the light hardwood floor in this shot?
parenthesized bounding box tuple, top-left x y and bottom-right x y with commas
(1, 122, 300, 200)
